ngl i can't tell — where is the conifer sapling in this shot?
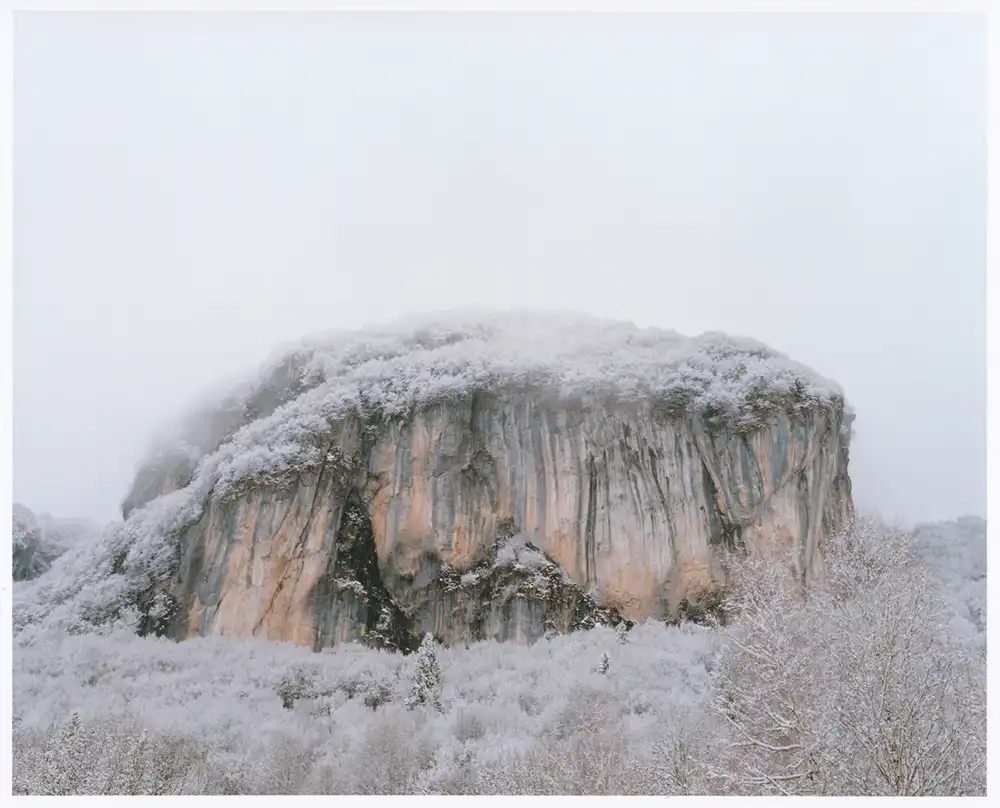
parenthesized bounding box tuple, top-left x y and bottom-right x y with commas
(406, 632, 442, 710)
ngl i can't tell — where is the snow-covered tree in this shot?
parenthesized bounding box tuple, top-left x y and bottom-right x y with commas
(616, 622, 629, 645)
(406, 633, 442, 711)
(675, 516, 986, 796)
(597, 652, 611, 675)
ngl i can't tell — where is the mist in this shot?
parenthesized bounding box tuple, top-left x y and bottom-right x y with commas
(13, 12, 985, 527)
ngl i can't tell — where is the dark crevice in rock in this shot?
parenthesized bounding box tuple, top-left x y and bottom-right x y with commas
(701, 462, 723, 545)
(796, 469, 812, 585)
(701, 459, 745, 554)
(291, 441, 336, 558)
(308, 491, 420, 654)
(584, 454, 598, 585)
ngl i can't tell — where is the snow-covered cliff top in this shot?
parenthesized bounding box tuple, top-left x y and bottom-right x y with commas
(152, 310, 846, 497)
(299, 309, 841, 408)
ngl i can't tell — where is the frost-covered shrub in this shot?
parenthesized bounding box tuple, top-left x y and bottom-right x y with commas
(276, 669, 318, 710)
(362, 680, 394, 711)
(493, 533, 550, 571)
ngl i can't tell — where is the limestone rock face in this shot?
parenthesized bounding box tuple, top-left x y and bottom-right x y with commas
(115, 312, 853, 649)
(367, 393, 851, 619)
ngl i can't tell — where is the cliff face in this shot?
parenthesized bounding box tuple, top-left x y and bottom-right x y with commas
(105, 313, 852, 650)
(146, 393, 849, 648)
(159, 411, 632, 649)
(366, 393, 851, 617)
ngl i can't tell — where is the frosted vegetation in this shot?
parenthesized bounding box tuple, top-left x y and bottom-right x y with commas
(12, 312, 850, 639)
(12, 515, 985, 795)
(493, 532, 555, 573)
(12, 504, 99, 582)
(912, 516, 986, 634)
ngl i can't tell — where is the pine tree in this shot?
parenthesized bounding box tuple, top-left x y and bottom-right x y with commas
(406, 633, 442, 710)
(37, 711, 91, 795)
(616, 622, 629, 645)
(597, 652, 611, 675)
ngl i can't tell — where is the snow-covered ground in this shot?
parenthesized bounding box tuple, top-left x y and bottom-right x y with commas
(13, 619, 716, 795)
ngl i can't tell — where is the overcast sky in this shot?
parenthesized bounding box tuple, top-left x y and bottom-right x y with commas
(14, 12, 985, 527)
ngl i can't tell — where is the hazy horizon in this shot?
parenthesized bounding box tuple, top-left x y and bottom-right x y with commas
(13, 12, 986, 527)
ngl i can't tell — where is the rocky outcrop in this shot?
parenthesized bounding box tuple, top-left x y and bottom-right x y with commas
(26, 312, 853, 649)
(154, 415, 632, 650)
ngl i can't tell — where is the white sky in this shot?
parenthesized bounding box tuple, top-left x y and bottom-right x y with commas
(13, 12, 985, 527)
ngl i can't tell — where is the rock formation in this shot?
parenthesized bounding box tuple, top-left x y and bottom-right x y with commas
(15, 311, 854, 649)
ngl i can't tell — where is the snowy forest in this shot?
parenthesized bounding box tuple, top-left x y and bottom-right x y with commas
(11, 507, 986, 796)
